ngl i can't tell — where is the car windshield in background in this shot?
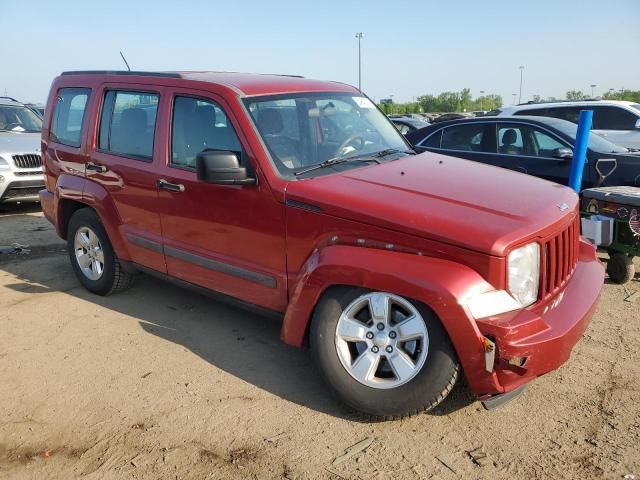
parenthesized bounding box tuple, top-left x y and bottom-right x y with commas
(631, 104, 640, 113)
(0, 105, 43, 132)
(550, 119, 629, 154)
(244, 93, 409, 177)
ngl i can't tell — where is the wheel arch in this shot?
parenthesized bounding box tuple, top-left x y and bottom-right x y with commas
(281, 245, 504, 394)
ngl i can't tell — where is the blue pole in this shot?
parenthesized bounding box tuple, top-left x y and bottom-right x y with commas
(568, 109, 593, 192)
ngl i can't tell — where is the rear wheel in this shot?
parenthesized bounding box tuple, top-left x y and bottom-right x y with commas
(67, 208, 135, 295)
(606, 253, 635, 284)
(311, 287, 459, 419)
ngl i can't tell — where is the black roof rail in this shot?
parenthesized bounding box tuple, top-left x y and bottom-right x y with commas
(61, 70, 182, 78)
(0, 96, 19, 102)
(516, 98, 602, 106)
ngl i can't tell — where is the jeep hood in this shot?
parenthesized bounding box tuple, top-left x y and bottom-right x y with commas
(0, 131, 41, 155)
(284, 152, 578, 256)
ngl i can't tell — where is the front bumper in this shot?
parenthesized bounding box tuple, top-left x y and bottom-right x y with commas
(473, 239, 604, 396)
(0, 170, 45, 203)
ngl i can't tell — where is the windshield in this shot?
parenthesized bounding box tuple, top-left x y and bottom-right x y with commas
(631, 104, 640, 113)
(0, 104, 42, 132)
(244, 93, 410, 177)
(551, 120, 629, 153)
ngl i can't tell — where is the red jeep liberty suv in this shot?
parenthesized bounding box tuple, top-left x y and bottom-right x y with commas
(39, 71, 604, 418)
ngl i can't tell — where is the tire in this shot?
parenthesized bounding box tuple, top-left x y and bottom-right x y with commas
(67, 208, 135, 295)
(310, 286, 459, 419)
(606, 253, 635, 284)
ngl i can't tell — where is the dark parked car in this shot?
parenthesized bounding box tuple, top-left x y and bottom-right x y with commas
(406, 116, 640, 188)
(390, 116, 430, 135)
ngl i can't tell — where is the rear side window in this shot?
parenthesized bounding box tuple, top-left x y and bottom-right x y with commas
(170, 96, 241, 169)
(98, 90, 159, 160)
(441, 124, 487, 151)
(51, 88, 90, 147)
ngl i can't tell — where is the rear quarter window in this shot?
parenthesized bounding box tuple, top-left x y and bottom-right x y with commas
(51, 88, 91, 147)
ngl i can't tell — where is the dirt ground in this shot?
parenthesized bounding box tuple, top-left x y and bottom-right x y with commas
(0, 203, 638, 480)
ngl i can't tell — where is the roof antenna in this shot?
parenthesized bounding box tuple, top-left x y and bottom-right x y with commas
(119, 51, 131, 71)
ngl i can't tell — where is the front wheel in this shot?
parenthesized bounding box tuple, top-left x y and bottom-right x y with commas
(606, 252, 635, 284)
(311, 287, 459, 419)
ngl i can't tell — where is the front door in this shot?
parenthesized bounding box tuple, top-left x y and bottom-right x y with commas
(156, 88, 288, 312)
(495, 122, 580, 186)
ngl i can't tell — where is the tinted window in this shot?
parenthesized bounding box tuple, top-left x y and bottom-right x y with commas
(593, 106, 637, 130)
(171, 96, 241, 168)
(51, 88, 90, 147)
(421, 130, 442, 148)
(545, 107, 582, 124)
(515, 107, 548, 116)
(441, 124, 486, 151)
(98, 91, 159, 159)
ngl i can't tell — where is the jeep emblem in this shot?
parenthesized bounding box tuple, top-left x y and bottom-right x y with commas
(558, 203, 570, 212)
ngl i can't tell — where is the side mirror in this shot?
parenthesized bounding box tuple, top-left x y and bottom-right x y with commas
(196, 150, 256, 185)
(635, 118, 640, 129)
(552, 147, 573, 160)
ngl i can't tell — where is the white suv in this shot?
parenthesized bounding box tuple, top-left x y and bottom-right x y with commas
(0, 97, 44, 204)
(492, 100, 640, 149)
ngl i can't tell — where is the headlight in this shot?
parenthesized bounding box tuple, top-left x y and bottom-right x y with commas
(0, 156, 10, 171)
(508, 242, 540, 307)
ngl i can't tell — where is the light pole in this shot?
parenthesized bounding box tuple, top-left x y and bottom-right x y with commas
(479, 90, 485, 111)
(518, 65, 525, 104)
(590, 84, 597, 98)
(512, 93, 517, 105)
(355, 32, 364, 91)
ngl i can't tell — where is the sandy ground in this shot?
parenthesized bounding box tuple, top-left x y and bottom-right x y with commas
(0, 203, 638, 480)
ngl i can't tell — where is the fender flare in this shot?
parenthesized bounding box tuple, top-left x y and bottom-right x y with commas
(281, 245, 504, 395)
(54, 175, 132, 261)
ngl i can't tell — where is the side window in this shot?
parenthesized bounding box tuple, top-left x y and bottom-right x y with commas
(394, 122, 410, 135)
(532, 129, 567, 157)
(441, 124, 486, 152)
(497, 125, 524, 155)
(171, 96, 241, 169)
(421, 129, 442, 148)
(546, 107, 581, 124)
(593, 106, 637, 130)
(98, 90, 159, 160)
(51, 88, 90, 147)
(515, 107, 547, 116)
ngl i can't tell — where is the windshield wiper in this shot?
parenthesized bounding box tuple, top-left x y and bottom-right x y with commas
(294, 155, 381, 176)
(293, 148, 415, 177)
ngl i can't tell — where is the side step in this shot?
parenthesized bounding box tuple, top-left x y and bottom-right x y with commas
(481, 385, 527, 410)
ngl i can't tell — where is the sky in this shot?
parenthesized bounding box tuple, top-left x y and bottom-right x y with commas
(1, 0, 639, 105)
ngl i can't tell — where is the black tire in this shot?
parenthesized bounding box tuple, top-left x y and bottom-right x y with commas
(606, 253, 635, 284)
(310, 286, 459, 420)
(67, 208, 135, 295)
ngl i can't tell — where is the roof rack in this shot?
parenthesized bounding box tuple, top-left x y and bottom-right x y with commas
(516, 98, 601, 106)
(61, 70, 182, 78)
(0, 96, 19, 102)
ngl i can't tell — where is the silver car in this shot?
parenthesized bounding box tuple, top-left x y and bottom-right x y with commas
(0, 97, 44, 204)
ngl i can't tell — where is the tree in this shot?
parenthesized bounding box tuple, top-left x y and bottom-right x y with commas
(602, 89, 640, 102)
(566, 90, 588, 101)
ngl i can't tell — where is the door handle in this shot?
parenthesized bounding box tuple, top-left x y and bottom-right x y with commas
(157, 179, 185, 192)
(86, 162, 107, 173)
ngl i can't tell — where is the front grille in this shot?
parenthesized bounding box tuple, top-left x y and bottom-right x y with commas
(540, 215, 580, 300)
(15, 171, 42, 176)
(12, 154, 42, 169)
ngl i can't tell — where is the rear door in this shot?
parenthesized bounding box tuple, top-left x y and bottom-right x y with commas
(155, 87, 288, 312)
(86, 85, 166, 273)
